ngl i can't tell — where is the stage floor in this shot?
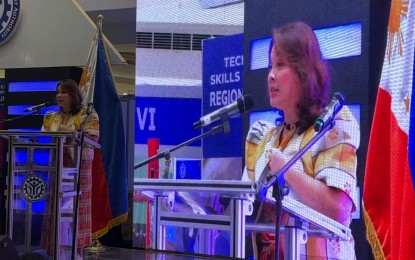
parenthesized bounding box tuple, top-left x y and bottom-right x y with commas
(83, 247, 241, 260)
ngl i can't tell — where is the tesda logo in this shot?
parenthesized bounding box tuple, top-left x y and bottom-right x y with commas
(0, 0, 22, 46)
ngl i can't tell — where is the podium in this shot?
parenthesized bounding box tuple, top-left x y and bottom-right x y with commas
(0, 130, 99, 259)
(134, 179, 351, 259)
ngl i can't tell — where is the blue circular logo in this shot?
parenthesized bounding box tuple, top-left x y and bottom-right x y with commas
(0, 0, 22, 46)
(21, 174, 47, 202)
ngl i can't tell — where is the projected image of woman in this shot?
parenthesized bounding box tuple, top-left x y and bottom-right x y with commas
(242, 21, 360, 259)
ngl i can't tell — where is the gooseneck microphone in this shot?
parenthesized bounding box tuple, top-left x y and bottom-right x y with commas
(23, 102, 51, 112)
(79, 103, 95, 131)
(314, 92, 345, 132)
(193, 94, 254, 129)
(86, 102, 94, 115)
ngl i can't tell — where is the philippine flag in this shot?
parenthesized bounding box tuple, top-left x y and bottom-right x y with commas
(79, 17, 128, 239)
(363, 0, 415, 259)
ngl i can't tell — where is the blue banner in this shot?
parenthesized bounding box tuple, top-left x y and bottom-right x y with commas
(135, 97, 201, 146)
(202, 34, 244, 158)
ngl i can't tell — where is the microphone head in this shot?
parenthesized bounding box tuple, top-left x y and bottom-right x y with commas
(314, 92, 346, 132)
(237, 94, 254, 113)
(332, 92, 345, 106)
(193, 120, 202, 129)
(87, 102, 94, 114)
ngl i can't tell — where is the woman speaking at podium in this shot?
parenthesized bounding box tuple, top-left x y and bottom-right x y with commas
(242, 22, 360, 259)
(40, 79, 100, 258)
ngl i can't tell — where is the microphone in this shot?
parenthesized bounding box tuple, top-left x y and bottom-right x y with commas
(23, 102, 51, 112)
(79, 103, 95, 133)
(86, 102, 94, 115)
(314, 92, 345, 132)
(193, 94, 254, 129)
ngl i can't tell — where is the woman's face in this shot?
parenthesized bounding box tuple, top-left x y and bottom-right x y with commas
(56, 85, 72, 112)
(267, 46, 302, 120)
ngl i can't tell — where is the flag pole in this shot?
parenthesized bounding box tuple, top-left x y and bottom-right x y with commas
(83, 15, 107, 255)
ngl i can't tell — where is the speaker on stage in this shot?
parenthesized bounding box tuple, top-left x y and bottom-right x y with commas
(0, 235, 19, 260)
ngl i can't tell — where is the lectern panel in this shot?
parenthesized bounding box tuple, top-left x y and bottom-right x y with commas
(134, 179, 351, 259)
(0, 130, 98, 259)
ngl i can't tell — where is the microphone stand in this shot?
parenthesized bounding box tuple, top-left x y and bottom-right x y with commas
(71, 108, 93, 260)
(254, 120, 336, 260)
(0, 109, 42, 126)
(134, 123, 227, 170)
(135, 109, 232, 170)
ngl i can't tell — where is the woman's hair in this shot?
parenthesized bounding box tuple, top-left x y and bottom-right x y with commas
(273, 21, 330, 133)
(56, 79, 83, 114)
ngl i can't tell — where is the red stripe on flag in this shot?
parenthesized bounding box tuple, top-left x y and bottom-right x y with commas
(91, 148, 113, 238)
(363, 87, 415, 259)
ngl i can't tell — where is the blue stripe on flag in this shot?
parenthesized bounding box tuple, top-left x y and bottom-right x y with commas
(94, 31, 128, 218)
(410, 49, 415, 190)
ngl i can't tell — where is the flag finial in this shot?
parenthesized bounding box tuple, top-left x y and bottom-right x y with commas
(97, 15, 104, 30)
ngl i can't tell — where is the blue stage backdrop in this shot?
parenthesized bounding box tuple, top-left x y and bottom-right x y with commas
(202, 33, 244, 158)
(135, 96, 201, 146)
